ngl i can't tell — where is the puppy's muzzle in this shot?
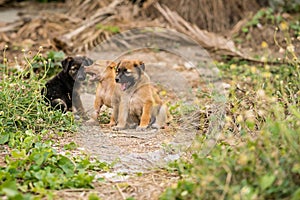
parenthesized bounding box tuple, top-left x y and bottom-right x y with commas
(77, 67, 86, 81)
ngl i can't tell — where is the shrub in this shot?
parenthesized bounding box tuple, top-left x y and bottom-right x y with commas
(0, 50, 108, 199)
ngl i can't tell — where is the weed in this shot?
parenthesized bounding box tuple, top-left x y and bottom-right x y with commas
(161, 61, 300, 199)
(95, 24, 120, 33)
(98, 111, 111, 124)
(290, 21, 300, 37)
(241, 8, 281, 33)
(0, 49, 109, 199)
(160, 28, 300, 200)
(31, 50, 65, 78)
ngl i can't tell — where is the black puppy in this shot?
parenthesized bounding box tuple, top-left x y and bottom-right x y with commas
(42, 56, 93, 114)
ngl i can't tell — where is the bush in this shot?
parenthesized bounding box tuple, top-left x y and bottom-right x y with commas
(267, 0, 300, 13)
(160, 54, 300, 199)
(0, 60, 74, 145)
(0, 51, 108, 199)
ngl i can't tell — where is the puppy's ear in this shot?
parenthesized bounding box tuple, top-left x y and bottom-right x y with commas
(109, 62, 117, 69)
(133, 61, 145, 71)
(61, 57, 74, 73)
(139, 61, 145, 71)
(83, 57, 93, 66)
(116, 61, 121, 70)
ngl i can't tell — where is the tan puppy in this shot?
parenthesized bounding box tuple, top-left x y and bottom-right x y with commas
(85, 60, 118, 125)
(113, 60, 167, 131)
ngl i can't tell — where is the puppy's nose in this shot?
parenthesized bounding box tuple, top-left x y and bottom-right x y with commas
(115, 78, 120, 83)
(78, 77, 85, 81)
(77, 74, 86, 81)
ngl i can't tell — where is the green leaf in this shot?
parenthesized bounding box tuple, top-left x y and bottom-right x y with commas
(11, 149, 27, 159)
(259, 174, 276, 190)
(58, 155, 75, 176)
(30, 152, 44, 167)
(292, 163, 300, 173)
(95, 24, 120, 33)
(242, 27, 249, 33)
(292, 188, 300, 200)
(47, 50, 65, 62)
(23, 136, 34, 149)
(0, 180, 18, 197)
(88, 193, 100, 200)
(64, 142, 77, 150)
(0, 132, 9, 144)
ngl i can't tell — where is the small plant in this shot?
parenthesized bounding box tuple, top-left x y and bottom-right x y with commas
(288, 19, 300, 37)
(31, 50, 65, 78)
(160, 26, 300, 199)
(0, 49, 109, 199)
(241, 8, 283, 33)
(95, 24, 120, 33)
(98, 111, 111, 124)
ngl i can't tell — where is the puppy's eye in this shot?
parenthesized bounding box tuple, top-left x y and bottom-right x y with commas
(123, 69, 132, 75)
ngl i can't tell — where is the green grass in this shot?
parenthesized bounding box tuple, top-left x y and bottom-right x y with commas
(160, 11, 300, 198)
(160, 57, 300, 199)
(95, 24, 120, 33)
(0, 51, 109, 199)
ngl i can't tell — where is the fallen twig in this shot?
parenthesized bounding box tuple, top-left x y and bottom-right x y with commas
(116, 183, 126, 200)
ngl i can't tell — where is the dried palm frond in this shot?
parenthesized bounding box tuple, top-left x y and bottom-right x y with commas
(148, 0, 261, 33)
(54, 0, 125, 53)
(154, 2, 281, 63)
(65, 0, 113, 19)
(1, 0, 276, 64)
(154, 3, 244, 56)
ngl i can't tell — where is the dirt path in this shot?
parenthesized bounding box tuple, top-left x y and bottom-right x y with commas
(76, 49, 200, 173)
(54, 169, 179, 200)
(64, 32, 227, 198)
(62, 28, 227, 199)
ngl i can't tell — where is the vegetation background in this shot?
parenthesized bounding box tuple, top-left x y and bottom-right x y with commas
(0, 0, 299, 199)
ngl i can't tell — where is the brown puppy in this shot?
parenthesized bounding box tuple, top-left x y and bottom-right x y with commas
(85, 60, 119, 125)
(113, 60, 167, 131)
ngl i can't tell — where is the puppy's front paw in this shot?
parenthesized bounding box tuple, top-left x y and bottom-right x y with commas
(136, 126, 147, 131)
(128, 123, 138, 129)
(106, 122, 116, 127)
(85, 118, 99, 125)
(91, 112, 99, 121)
(112, 125, 125, 131)
(151, 123, 160, 129)
(76, 111, 89, 120)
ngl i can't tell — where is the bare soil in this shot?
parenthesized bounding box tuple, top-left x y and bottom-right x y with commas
(65, 42, 224, 199)
(75, 49, 204, 173)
